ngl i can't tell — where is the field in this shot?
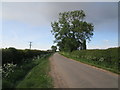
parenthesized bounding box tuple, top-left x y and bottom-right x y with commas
(60, 47, 120, 74)
(2, 47, 53, 88)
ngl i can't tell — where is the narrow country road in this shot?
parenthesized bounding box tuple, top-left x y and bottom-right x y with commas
(50, 53, 118, 88)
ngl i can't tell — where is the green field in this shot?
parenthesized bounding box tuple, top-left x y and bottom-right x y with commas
(60, 47, 119, 74)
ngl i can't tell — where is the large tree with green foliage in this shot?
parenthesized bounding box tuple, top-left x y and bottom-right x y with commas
(51, 45, 57, 52)
(51, 10, 94, 52)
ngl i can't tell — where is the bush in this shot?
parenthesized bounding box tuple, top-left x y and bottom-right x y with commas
(2, 47, 51, 65)
(2, 79, 14, 88)
(70, 47, 119, 64)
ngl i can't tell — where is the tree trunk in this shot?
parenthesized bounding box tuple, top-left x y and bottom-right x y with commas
(83, 39, 86, 50)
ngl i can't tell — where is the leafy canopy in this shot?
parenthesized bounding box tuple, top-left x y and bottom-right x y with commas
(51, 45, 57, 52)
(51, 10, 94, 52)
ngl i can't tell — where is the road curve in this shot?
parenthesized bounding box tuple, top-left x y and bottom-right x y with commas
(50, 53, 118, 88)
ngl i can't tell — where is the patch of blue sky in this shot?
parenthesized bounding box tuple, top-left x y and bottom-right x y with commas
(2, 20, 54, 50)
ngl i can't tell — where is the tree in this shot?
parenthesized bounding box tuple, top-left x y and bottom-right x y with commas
(51, 45, 57, 52)
(51, 10, 94, 52)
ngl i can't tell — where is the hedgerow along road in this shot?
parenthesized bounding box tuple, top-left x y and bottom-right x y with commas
(50, 53, 118, 88)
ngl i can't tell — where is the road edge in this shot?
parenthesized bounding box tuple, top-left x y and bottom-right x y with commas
(59, 53, 119, 77)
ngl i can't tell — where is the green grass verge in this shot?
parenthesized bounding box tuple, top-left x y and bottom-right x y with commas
(16, 54, 53, 88)
(60, 52, 119, 74)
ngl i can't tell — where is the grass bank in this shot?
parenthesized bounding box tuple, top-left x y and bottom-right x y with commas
(16, 54, 53, 88)
(2, 53, 53, 89)
(60, 47, 119, 74)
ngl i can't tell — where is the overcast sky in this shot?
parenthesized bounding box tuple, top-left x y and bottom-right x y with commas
(1, 2, 118, 50)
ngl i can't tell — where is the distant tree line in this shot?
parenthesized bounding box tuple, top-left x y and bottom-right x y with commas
(51, 10, 94, 52)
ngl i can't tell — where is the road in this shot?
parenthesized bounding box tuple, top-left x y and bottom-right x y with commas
(50, 53, 118, 88)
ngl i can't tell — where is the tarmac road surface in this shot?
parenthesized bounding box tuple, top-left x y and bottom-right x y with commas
(50, 53, 118, 88)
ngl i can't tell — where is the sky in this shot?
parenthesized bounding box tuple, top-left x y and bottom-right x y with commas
(0, 2, 119, 50)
